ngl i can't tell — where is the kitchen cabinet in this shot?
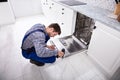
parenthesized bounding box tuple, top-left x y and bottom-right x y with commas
(87, 21, 120, 76)
(41, 0, 50, 19)
(0, 2, 15, 25)
(41, 0, 59, 22)
(41, 0, 76, 37)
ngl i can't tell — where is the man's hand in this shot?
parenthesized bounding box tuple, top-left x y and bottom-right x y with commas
(57, 51, 64, 58)
(47, 45, 55, 50)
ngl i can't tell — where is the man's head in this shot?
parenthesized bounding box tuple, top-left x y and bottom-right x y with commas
(46, 23, 61, 37)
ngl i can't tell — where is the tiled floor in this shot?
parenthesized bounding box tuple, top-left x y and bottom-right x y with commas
(0, 14, 108, 80)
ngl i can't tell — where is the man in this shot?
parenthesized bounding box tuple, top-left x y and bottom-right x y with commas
(21, 23, 64, 66)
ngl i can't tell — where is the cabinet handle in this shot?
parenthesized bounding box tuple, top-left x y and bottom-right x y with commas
(49, 7, 52, 9)
(52, 3, 54, 5)
(62, 8, 64, 10)
(62, 12, 64, 15)
(93, 26, 96, 29)
(61, 23, 64, 25)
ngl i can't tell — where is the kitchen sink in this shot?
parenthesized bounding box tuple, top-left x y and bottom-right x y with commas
(59, 0, 86, 6)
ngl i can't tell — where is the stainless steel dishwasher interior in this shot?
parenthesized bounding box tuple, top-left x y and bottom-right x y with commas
(59, 36, 86, 53)
(59, 0, 86, 6)
(51, 35, 87, 57)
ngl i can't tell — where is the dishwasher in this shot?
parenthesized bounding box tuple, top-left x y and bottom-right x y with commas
(50, 12, 95, 57)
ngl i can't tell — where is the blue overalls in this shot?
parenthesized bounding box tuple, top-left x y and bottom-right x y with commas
(21, 29, 56, 63)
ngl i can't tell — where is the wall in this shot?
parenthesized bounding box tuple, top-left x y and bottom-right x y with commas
(77, 0, 115, 11)
(9, 0, 43, 18)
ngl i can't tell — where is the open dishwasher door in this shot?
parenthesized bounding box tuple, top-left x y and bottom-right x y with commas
(51, 35, 87, 57)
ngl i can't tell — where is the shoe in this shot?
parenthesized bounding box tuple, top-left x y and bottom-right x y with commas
(30, 59, 45, 66)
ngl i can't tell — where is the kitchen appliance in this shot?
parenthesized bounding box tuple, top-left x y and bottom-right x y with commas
(50, 12, 95, 57)
(52, 35, 87, 57)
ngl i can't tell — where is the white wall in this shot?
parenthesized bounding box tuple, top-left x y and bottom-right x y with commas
(77, 0, 115, 11)
(9, 0, 43, 18)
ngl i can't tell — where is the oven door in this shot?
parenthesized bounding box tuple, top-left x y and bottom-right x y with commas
(50, 35, 87, 57)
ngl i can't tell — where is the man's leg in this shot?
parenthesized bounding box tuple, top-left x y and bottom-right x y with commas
(28, 52, 56, 66)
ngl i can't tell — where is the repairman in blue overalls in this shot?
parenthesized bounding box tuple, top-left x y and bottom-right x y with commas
(21, 23, 64, 66)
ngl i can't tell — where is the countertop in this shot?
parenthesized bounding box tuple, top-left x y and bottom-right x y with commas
(52, 0, 120, 33)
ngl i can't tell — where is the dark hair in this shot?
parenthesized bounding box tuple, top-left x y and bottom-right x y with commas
(48, 23, 61, 35)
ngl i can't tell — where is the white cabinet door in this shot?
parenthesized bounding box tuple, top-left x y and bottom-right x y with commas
(41, 0, 50, 17)
(87, 21, 120, 76)
(41, 0, 57, 22)
(54, 3, 76, 37)
(0, 2, 15, 25)
(41, 0, 76, 37)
